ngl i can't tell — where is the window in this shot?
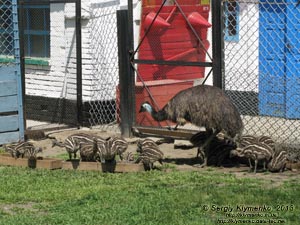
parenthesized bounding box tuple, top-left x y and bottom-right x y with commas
(224, 0, 239, 42)
(24, 3, 50, 58)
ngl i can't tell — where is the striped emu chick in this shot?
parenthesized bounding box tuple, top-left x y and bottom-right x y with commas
(94, 136, 107, 162)
(230, 142, 273, 173)
(268, 150, 287, 172)
(122, 151, 135, 162)
(3, 141, 35, 159)
(3, 143, 20, 158)
(257, 135, 275, 150)
(103, 136, 128, 162)
(136, 140, 164, 170)
(136, 138, 158, 153)
(24, 146, 42, 160)
(111, 136, 128, 160)
(238, 135, 257, 148)
(79, 138, 98, 162)
(238, 135, 275, 150)
(52, 133, 95, 160)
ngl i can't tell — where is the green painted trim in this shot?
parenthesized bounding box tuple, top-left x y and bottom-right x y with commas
(24, 58, 49, 66)
(0, 57, 14, 63)
(0, 56, 49, 66)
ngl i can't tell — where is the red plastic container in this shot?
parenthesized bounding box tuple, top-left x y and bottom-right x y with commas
(137, 2, 211, 81)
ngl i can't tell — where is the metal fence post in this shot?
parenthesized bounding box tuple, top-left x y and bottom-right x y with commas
(18, 0, 26, 129)
(211, 0, 223, 89)
(76, 0, 83, 127)
(117, 9, 135, 137)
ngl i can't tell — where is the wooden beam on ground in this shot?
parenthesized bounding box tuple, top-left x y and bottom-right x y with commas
(132, 126, 198, 140)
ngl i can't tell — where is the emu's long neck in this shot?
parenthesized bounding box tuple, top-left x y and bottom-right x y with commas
(151, 109, 168, 122)
(145, 104, 168, 122)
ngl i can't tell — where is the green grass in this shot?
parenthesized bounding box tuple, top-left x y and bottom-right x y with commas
(54, 152, 70, 160)
(0, 167, 299, 225)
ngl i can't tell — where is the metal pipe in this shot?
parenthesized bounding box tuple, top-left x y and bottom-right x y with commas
(76, 0, 82, 127)
(211, 0, 223, 89)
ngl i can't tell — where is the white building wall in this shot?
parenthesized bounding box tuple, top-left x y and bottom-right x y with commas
(224, 2, 259, 92)
(25, 0, 118, 102)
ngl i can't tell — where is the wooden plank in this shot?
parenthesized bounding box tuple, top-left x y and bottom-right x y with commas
(286, 162, 300, 171)
(62, 160, 145, 172)
(0, 115, 19, 132)
(132, 126, 198, 140)
(0, 131, 20, 145)
(0, 95, 18, 113)
(0, 66, 17, 80)
(0, 80, 17, 97)
(0, 154, 62, 169)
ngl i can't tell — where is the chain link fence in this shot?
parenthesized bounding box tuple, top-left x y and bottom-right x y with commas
(86, 0, 120, 132)
(0, 0, 14, 63)
(2, 0, 121, 132)
(223, 0, 300, 157)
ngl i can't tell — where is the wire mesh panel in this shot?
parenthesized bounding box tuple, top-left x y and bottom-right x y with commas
(86, 1, 120, 132)
(0, 0, 13, 58)
(0, 0, 24, 143)
(222, 0, 300, 157)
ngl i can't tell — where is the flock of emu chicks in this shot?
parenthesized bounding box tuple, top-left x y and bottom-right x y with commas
(3, 133, 165, 170)
(191, 131, 290, 173)
(2, 131, 293, 173)
(51, 133, 164, 170)
(3, 141, 42, 160)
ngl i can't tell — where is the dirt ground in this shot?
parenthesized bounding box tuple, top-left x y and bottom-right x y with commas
(29, 128, 300, 184)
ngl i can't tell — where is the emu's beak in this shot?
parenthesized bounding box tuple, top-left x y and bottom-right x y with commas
(139, 106, 145, 113)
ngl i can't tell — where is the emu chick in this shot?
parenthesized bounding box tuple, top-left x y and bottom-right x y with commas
(268, 150, 287, 173)
(136, 143, 164, 170)
(230, 142, 273, 173)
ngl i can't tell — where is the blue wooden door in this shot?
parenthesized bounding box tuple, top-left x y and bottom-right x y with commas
(259, 0, 300, 119)
(286, 0, 300, 118)
(0, 0, 24, 144)
(259, 0, 287, 117)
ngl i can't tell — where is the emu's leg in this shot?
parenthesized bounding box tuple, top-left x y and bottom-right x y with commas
(158, 159, 163, 165)
(254, 159, 258, 174)
(172, 118, 187, 130)
(263, 160, 267, 171)
(68, 152, 72, 160)
(196, 147, 205, 158)
(248, 158, 253, 170)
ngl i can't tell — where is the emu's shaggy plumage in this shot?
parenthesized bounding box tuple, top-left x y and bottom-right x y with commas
(140, 85, 243, 138)
(139, 85, 244, 166)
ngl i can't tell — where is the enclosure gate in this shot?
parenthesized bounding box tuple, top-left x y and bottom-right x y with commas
(18, 0, 82, 129)
(0, 0, 24, 144)
(122, 0, 222, 137)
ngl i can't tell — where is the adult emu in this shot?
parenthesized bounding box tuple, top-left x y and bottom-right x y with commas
(139, 85, 244, 166)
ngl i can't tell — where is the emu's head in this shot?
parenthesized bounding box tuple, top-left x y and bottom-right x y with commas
(139, 102, 153, 113)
